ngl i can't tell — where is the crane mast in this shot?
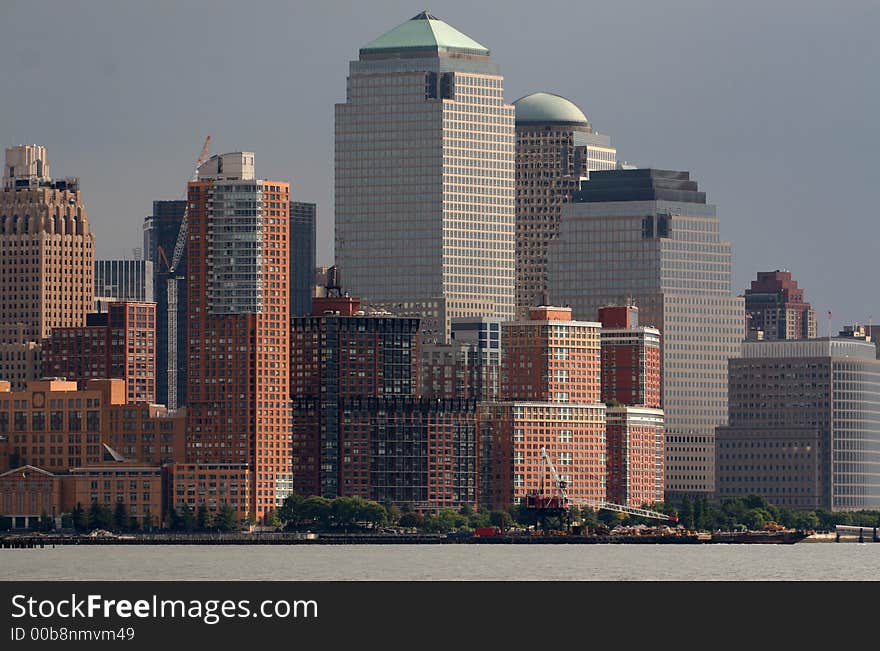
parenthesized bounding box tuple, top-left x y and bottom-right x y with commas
(165, 135, 212, 409)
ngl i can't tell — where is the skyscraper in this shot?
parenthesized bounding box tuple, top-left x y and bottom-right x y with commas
(290, 201, 316, 317)
(1, 145, 94, 390)
(548, 169, 744, 500)
(143, 199, 187, 408)
(717, 338, 880, 511)
(185, 152, 292, 521)
(335, 12, 515, 339)
(1, 145, 94, 342)
(514, 92, 617, 317)
(744, 270, 817, 340)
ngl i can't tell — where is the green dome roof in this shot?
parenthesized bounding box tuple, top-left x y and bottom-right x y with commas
(513, 92, 590, 126)
(360, 11, 489, 57)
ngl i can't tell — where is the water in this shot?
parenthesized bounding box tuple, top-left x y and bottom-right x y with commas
(2, 543, 878, 581)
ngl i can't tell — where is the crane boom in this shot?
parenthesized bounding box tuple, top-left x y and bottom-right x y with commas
(538, 446, 675, 523)
(169, 135, 211, 274)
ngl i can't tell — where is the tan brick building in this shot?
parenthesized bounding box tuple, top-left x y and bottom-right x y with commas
(165, 463, 251, 524)
(63, 463, 163, 528)
(0, 378, 185, 473)
(1, 145, 94, 389)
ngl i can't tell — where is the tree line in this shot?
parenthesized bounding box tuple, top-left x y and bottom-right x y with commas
(4, 493, 879, 534)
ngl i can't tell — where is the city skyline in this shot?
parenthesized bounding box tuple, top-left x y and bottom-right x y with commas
(2, 1, 878, 329)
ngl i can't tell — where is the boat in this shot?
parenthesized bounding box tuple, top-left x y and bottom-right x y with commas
(709, 529, 810, 544)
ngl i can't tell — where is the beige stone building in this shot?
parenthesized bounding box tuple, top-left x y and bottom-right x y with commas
(513, 93, 617, 318)
(335, 12, 515, 341)
(0, 145, 94, 389)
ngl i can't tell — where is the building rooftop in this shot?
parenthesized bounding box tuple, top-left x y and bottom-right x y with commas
(360, 11, 489, 57)
(741, 338, 878, 360)
(573, 168, 706, 204)
(513, 92, 590, 126)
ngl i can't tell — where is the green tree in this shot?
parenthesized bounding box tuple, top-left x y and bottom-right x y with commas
(383, 502, 401, 525)
(579, 507, 600, 529)
(279, 493, 306, 529)
(490, 510, 513, 532)
(168, 507, 182, 531)
(692, 497, 704, 531)
(218, 506, 240, 532)
(793, 511, 820, 531)
(196, 505, 214, 530)
(113, 502, 129, 531)
(71, 503, 87, 532)
(180, 507, 196, 531)
(468, 509, 491, 529)
(38, 510, 54, 532)
(744, 508, 773, 530)
(60, 513, 73, 530)
(398, 512, 423, 528)
(0, 515, 12, 531)
(128, 516, 140, 531)
(331, 496, 360, 527)
(360, 501, 388, 529)
(89, 501, 112, 529)
(679, 496, 694, 530)
(301, 496, 333, 529)
(142, 513, 155, 531)
(264, 508, 281, 528)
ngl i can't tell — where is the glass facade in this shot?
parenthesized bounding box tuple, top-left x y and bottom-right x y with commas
(207, 182, 264, 315)
(719, 339, 880, 510)
(547, 170, 745, 497)
(335, 23, 515, 339)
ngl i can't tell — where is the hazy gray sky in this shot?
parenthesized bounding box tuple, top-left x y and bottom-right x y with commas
(3, 0, 878, 328)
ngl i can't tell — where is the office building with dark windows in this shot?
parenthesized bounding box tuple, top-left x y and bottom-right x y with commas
(717, 338, 880, 511)
(290, 201, 316, 317)
(143, 199, 187, 409)
(548, 169, 744, 501)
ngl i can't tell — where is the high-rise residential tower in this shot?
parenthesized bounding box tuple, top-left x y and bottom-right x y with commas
(548, 169, 744, 501)
(480, 306, 606, 509)
(514, 92, 616, 317)
(744, 270, 817, 340)
(185, 152, 292, 522)
(1, 145, 94, 390)
(290, 201, 316, 317)
(335, 12, 515, 340)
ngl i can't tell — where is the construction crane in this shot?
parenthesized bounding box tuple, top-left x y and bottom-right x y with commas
(155, 135, 212, 274)
(162, 135, 212, 409)
(169, 134, 211, 275)
(524, 447, 678, 529)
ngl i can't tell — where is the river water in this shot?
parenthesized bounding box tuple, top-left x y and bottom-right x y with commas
(2, 543, 879, 581)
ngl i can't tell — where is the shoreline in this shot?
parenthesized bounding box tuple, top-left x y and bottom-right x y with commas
(1, 530, 827, 547)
